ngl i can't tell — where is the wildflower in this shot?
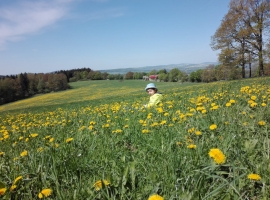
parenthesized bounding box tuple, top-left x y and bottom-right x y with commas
(261, 103, 266, 107)
(190, 108, 196, 112)
(30, 133, 38, 138)
(160, 120, 166, 125)
(38, 188, 53, 198)
(187, 144, 196, 149)
(208, 148, 226, 164)
(156, 107, 163, 113)
(0, 188, 7, 196)
(229, 99, 235, 103)
(49, 138, 54, 143)
(250, 96, 257, 100)
(142, 129, 149, 134)
(258, 121, 266, 126)
(211, 105, 219, 110)
(20, 150, 28, 157)
(66, 138, 74, 143)
(93, 180, 110, 191)
(248, 173, 261, 181)
(89, 121, 96, 125)
(13, 176, 22, 185)
(188, 127, 195, 133)
(148, 194, 164, 200)
(226, 102, 231, 107)
(139, 119, 145, 124)
(10, 185, 16, 191)
(102, 124, 110, 128)
(209, 124, 217, 130)
(0, 152, 4, 156)
(195, 131, 202, 136)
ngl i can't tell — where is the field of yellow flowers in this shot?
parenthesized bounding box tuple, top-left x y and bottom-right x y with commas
(0, 78, 270, 199)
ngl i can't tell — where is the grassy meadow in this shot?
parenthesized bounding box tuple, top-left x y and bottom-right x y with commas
(0, 79, 270, 199)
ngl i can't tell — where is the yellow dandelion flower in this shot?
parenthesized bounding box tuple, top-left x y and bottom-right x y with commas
(142, 129, 150, 134)
(0, 152, 4, 156)
(0, 188, 7, 196)
(195, 131, 202, 136)
(13, 176, 22, 185)
(209, 124, 217, 130)
(250, 96, 257, 100)
(164, 112, 169, 116)
(89, 121, 96, 125)
(258, 121, 266, 126)
(208, 148, 226, 164)
(66, 138, 74, 143)
(187, 144, 196, 149)
(248, 173, 261, 181)
(93, 180, 110, 191)
(10, 185, 17, 191)
(38, 188, 53, 198)
(103, 124, 110, 128)
(261, 103, 266, 107)
(30, 133, 38, 138)
(188, 127, 195, 133)
(49, 138, 54, 143)
(250, 102, 257, 107)
(160, 120, 166, 125)
(226, 102, 231, 107)
(229, 99, 235, 103)
(20, 150, 28, 157)
(148, 194, 164, 200)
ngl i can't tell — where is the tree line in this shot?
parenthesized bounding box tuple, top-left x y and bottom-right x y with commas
(211, 0, 270, 77)
(0, 68, 113, 105)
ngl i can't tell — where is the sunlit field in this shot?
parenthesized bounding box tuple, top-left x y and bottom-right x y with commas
(0, 78, 270, 199)
(0, 80, 192, 112)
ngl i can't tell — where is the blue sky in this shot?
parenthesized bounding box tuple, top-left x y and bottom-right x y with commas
(0, 0, 230, 75)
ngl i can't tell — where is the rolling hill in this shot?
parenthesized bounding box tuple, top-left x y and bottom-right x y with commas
(98, 62, 219, 74)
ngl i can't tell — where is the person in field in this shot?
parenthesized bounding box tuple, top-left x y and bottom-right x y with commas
(144, 83, 163, 108)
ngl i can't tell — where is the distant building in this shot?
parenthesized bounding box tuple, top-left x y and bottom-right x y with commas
(149, 75, 158, 81)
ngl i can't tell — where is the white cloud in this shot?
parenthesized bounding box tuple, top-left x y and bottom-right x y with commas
(0, 0, 73, 48)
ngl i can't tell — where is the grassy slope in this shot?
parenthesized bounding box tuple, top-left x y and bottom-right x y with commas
(0, 80, 200, 113)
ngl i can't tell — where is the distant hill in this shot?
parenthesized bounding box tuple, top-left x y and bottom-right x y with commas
(98, 62, 219, 74)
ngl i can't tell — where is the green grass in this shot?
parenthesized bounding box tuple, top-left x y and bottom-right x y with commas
(0, 78, 270, 199)
(0, 80, 200, 113)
